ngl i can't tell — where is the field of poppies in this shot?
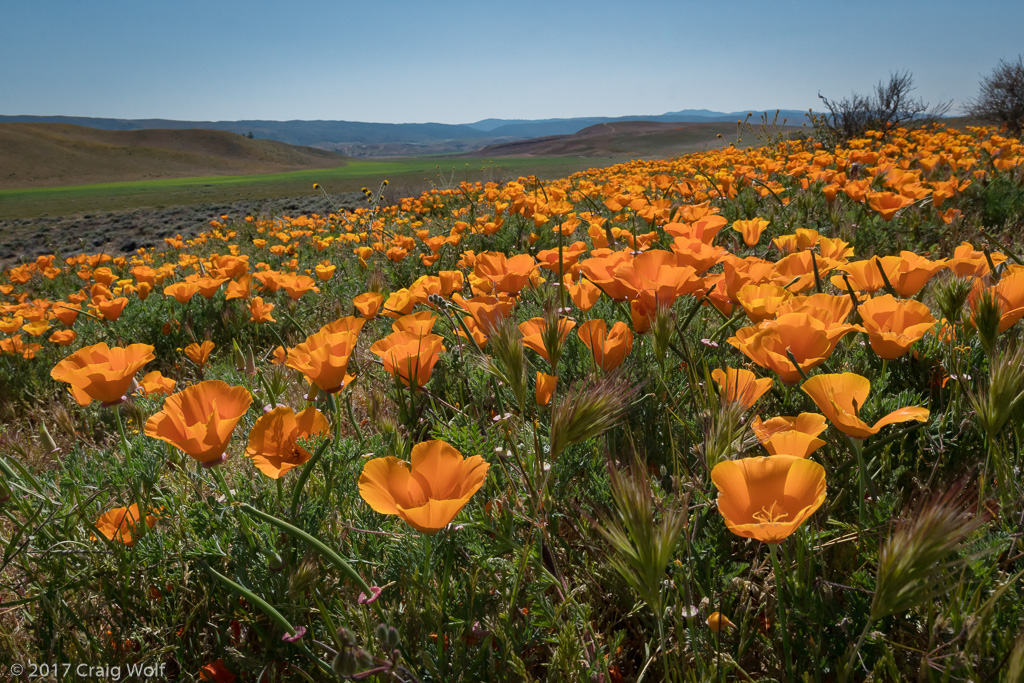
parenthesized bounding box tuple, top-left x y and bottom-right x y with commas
(1, 123, 1023, 681)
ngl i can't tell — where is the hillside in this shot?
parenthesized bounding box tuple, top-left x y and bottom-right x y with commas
(0, 110, 812, 156)
(0, 123, 349, 189)
(470, 121, 805, 158)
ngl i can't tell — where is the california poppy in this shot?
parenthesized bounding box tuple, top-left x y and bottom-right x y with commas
(751, 413, 828, 458)
(728, 312, 861, 385)
(736, 284, 792, 324)
(51, 342, 155, 406)
(801, 372, 929, 439)
(185, 340, 215, 368)
(93, 503, 158, 546)
(248, 297, 276, 323)
(369, 331, 445, 388)
(857, 294, 936, 359)
(358, 440, 489, 533)
(144, 380, 252, 467)
(732, 218, 771, 247)
(711, 455, 827, 543)
(519, 316, 576, 365)
(577, 319, 633, 371)
(392, 311, 438, 336)
(286, 329, 359, 394)
(866, 191, 915, 221)
(96, 297, 128, 321)
(164, 281, 198, 304)
(246, 406, 329, 478)
(137, 371, 176, 398)
(354, 291, 385, 319)
(536, 371, 557, 406)
(711, 367, 773, 410)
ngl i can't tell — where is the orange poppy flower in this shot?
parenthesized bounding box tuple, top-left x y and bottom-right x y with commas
(49, 329, 77, 346)
(866, 191, 915, 221)
(0, 317, 23, 335)
(536, 241, 588, 273)
(438, 270, 464, 295)
(392, 311, 437, 336)
(51, 342, 155, 406)
(727, 312, 861, 385)
(711, 455, 827, 543)
(164, 281, 198, 304)
(248, 297, 276, 323)
(246, 406, 329, 478)
(857, 294, 936, 359)
(732, 218, 771, 247)
(751, 413, 828, 458)
(137, 371, 176, 398)
(225, 275, 252, 301)
(948, 242, 1006, 278)
(21, 320, 50, 336)
(577, 319, 633, 371)
(194, 276, 229, 299)
(382, 289, 416, 318)
(185, 340, 215, 368)
(736, 284, 792, 324)
(518, 316, 576, 366)
(970, 270, 1024, 333)
(711, 367, 773, 410)
(286, 329, 358, 394)
(775, 293, 853, 326)
(354, 292, 385, 319)
(801, 372, 929, 439)
(315, 262, 336, 281)
(319, 315, 366, 337)
(369, 331, 445, 388)
(93, 503, 158, 546)
(453, 294, 516, 334)
(279, 274, 320, 300)
(144, 380, 252, 467)
(564, 273, 602, 311)
(670, 236, 727, 274)
(96, 297, 128, 321)
(536, 371, 557, 406)
(53, 303, 82, 326)
(358, 439, 489, 533)
(707, 612, 736, 633)
(612, 251, 702, 308)
(199, 659, 236, 683)
(474, 252, 538, 295)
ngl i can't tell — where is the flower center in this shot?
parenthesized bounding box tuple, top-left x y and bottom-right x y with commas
(752, 500, 789, 525)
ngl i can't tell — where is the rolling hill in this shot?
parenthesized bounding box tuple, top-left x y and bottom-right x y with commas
(0, 123, 348, 189)
(470, 121, 806, 158)
(0, 110, 812, 156)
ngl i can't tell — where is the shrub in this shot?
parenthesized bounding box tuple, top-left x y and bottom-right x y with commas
(966, 55, 1024, 136)
(811, 71, 951, 146)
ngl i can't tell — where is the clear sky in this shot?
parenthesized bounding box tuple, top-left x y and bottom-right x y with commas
(2, 0, 1022, 125)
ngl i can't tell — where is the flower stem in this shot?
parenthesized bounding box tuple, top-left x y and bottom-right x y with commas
(768, 543, 794, 682)
(290, 437, 332, 518)
(112, 405, 132, 460)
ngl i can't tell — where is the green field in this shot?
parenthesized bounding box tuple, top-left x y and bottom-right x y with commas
(0, 156, 617, 219)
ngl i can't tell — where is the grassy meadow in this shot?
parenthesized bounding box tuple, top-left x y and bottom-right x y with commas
(0, 124, 1023, 682)
(0, 157, 613, 220)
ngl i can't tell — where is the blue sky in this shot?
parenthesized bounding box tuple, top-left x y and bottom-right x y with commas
(2, 0, 1022, 125)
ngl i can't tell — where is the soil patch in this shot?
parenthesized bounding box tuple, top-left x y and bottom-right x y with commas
(0, 193, 365, 269)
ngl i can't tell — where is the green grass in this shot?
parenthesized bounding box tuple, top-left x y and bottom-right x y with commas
(0, 156, 614, 219)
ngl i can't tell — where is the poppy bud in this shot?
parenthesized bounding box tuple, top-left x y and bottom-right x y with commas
(39, 421, 60, 456)
(375, 623, 400, 650)
(706, 611, 736, 633)
(332, 649, 358, 677)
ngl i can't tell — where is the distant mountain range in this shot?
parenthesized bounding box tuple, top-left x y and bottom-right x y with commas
(0, 110, 810, 156)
